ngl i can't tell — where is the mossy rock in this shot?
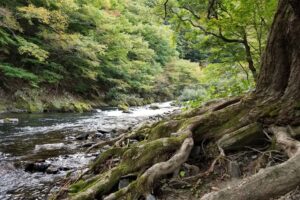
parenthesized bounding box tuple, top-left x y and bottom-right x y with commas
(118, 103, 129, 112)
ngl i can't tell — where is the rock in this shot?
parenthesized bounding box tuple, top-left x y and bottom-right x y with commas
(228, 161, 241, 178)
(118, 179, 130, 189)
(0, 118, 19, 124)
(76, 133, 89, 140)
(46, 166, 59, 174)
(81, 142, 95, 148)
(128, 139, 138, 144)
(59, 166, 71, 171)
(25, 162, 50, 173)
(97, 129, 111, 134)
(146, 194, 156, 200)
(34, 143, 65, 152)
(123, 110, 133, 114)
(149, 105, 160, 110)
(118, 174, 136, 189)
(118, 104, 129, 112)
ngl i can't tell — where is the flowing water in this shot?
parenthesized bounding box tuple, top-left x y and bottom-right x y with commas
(0, 102, 179, 200)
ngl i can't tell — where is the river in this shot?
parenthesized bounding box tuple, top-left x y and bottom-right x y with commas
(0, 102, 179, 200)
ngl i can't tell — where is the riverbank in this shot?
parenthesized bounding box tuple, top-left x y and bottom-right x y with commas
(0, 102, 180, 199)
(0, 88, 169, 114)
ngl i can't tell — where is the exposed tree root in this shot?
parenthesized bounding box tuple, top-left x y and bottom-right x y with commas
(200, 126, 300, 200)
(54, 96, 300, 200)
(104, 134, 194, 200)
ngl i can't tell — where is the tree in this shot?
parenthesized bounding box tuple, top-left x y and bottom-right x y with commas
(161, 0, 277, 82)
(0, 0, 180, 105)
(54, 1, 300, 200)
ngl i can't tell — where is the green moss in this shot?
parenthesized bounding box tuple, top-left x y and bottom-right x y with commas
(73, 102, 92, 113)
(28, 101, 44, 113)
(219, 123, 263, 150)
(91, 147, 127, 172)
(148, 120, 181, 140)
(118, 103, 129, 112)
(262, 103, 280, 117)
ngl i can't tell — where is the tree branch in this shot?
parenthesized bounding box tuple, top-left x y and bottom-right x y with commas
(163, 0, 169, 20)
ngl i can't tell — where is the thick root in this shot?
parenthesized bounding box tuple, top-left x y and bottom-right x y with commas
(59, 97, 299, 200)
(104, 134, 194, 200)
(200, 126, 300, 200)
(68, 135, 187, 200)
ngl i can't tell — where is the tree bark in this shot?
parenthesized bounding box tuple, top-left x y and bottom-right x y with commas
(256, 0, 300, 100)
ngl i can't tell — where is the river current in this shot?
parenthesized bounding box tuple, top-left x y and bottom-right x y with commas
(0, 102, 179, 200)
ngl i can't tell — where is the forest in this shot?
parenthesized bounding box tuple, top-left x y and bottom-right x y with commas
(0, 0, 300, 200)
(0, 0, 275, 112)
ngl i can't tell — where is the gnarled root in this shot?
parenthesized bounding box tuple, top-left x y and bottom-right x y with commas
(59, 97, 299, 200)
(104, 133, 194, 200)
(200, 125, 300, 200)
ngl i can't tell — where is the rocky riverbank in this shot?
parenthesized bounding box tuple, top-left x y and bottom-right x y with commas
(0, 102, 180, 199)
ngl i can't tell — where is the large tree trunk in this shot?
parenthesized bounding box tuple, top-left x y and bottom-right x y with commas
(256, 0, 300, 101)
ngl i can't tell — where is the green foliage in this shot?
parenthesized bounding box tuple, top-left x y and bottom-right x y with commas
(0, 64, 38, 86)
(17, 36, 49, 62)
(154, 59, 201, 100)
(180, 63, 254, 108)
(160, 0, 277, 79)
(0, 0, 181, 103)
(0, 0, 277, 109)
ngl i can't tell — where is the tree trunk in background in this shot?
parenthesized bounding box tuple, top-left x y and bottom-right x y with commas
(256, 0, 300, 101)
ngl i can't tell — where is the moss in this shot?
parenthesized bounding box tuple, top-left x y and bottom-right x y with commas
(28, 101, 44, 113)
(91, 147, 127, 172)
(73, 102, 92, 113)
(70, 135, 188, 199)
(148, 120, 181, 140)
(262, 103, 280, 117)
(118, 103, 129, 112)
(218, 123, 263, 150)
(15, 99, 44, 113)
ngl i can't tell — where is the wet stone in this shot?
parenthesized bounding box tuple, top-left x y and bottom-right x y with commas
(146, 194, 156, 200)
(24, 162, 50, 173)
(97, 129, 111, 134)
(46, 166, 59, 174)
(118, 179, 130, 189)
(149, 105, 160, 110)
(0, 101, 179, 199)
(76, 133, 89, 140)
(81, 142, 95, 148)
